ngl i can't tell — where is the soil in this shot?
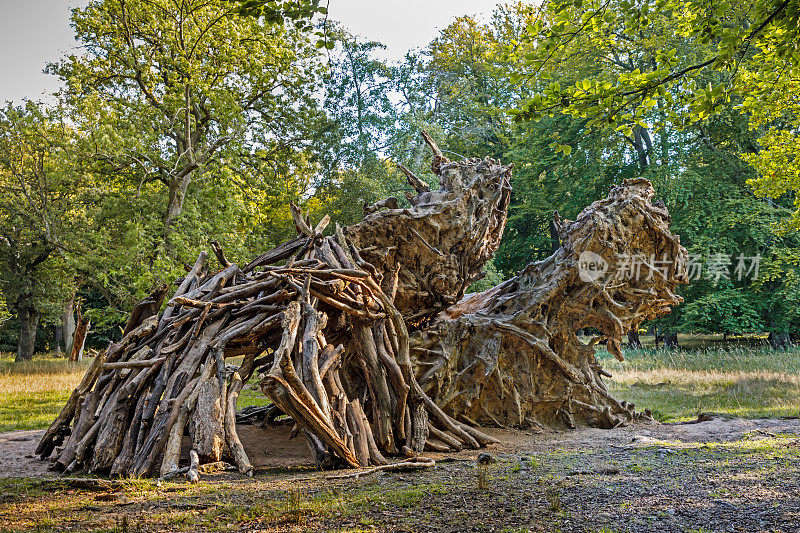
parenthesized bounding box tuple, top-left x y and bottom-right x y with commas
(0, 424, 316, 479)
(2, 416, 799, 532)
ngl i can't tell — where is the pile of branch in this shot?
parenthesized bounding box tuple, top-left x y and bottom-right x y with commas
(37, 133, 508, 477)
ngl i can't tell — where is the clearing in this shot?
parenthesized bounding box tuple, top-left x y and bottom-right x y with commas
(1, 415, 799, 532)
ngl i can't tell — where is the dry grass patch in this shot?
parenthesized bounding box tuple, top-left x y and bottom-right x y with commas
(598, 345, 800, 421)
(0, 353, 91, 432)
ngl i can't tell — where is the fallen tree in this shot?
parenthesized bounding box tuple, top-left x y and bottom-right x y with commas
(412, 177, 688, 430)
(37, 134, 686, 477)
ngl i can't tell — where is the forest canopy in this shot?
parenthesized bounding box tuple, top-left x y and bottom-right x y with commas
(2, 0, 800, 361)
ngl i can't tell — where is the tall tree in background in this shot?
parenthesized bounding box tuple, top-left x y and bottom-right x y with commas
(309, 24, 403, 226)
(23, 0, 337, 338)
(410, 2, 800, 342)
(0, 104, 85, 361)
(52, 0, 324, 251)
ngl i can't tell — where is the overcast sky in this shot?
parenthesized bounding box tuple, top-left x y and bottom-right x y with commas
(0, 0, 498, 104)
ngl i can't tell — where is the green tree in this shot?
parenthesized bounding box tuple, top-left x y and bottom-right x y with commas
(511, 0, 799, 130)
(407, 3, 800, 343)
(0, 104, 85, 361)
(308, 25, 405, 225)
(511, 0, 800, 226)
(53, 0, 324, 250)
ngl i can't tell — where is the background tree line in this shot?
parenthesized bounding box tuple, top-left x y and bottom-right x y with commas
(2, 0, 799, 361)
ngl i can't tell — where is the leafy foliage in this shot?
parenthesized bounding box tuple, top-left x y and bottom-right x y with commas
(3, 0, 800, 357)
(0, 104, 86, 358)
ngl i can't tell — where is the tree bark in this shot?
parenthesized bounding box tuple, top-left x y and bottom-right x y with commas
(39, 136, 687, 476)
(163, 174, 193, 249)
(68, 307, 90, 362)
(663, 331, 679, 349)
(15, 302, 40, 362)
(412, 178, 686, 429)
(627, 330, 643, 349)
(63, 291, 77, 356)
(54, 325, 64, 356)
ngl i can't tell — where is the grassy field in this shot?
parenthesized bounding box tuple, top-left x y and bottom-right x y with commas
(2, 335, 799, 433)
(1, 422, 798, 531)
(2, 341, 800, 532)
(0, 354, 92, 432)
(595, 336, 800, 422)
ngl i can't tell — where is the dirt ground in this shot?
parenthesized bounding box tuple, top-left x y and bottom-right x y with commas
(1, 416, 799, 532)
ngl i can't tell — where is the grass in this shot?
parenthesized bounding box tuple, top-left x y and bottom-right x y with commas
(1, 336, 798, 531)
(595, 335, 800, 422)
(0, 352, 91, 432)
(2, 335, 800, 432)
(0, 352, 271, 433)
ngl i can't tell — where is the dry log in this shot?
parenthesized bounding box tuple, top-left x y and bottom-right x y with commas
(192, 378, 225, 463)
(223, 349, 257, 475)
(160, 360, 218, 476)
(68, 306, 90, 362)
(210, 240, 231, 268)
(159, 252, 207, 330)
(36, 350, 106, 458)
(325, 456, 435, 480)
(103, 358, 166, 370)
(124, 284, 169, 336)
(187, 450, 200, 483)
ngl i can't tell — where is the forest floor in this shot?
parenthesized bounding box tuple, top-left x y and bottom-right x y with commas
(1, 416, 799, 532)
(1, 338, 799, 532)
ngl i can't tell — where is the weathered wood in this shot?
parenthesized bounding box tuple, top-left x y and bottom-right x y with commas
(187, 450, 200, 483)
(210, 240, 231, 268)
(192, 377, 225, 463)
(103, 357, 165, 370)
(412, 178, 687, 429)
(124, 284, 169, 336)
(244, 238, 308, 273)
(68, 306, 90, 362)
(160, 360, 217, 476)
(36, 350, 106, 458)
(40, 135, 686, 477)
(223, 349, 257, 476)
(159, 252, 207, 330)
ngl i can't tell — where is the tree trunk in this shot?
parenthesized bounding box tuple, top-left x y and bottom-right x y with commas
(663, 331, 679, 349)
(15, 303, 40, 362)
(412, 178, 686, 429)
(768, 332, 791, 350)
(54, 325, 64, 356)
(63, 292, 76, 356)
(163, 174, 192, 248)
(68, 307, 90, 362)
(627, 330, 643, 349)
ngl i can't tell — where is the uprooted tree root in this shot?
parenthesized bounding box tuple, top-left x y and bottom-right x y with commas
(37, 134, 686, 478)
(412, 178, 688, 430)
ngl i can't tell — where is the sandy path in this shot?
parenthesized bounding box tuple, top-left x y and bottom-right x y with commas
(3, 416, 798, 479)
